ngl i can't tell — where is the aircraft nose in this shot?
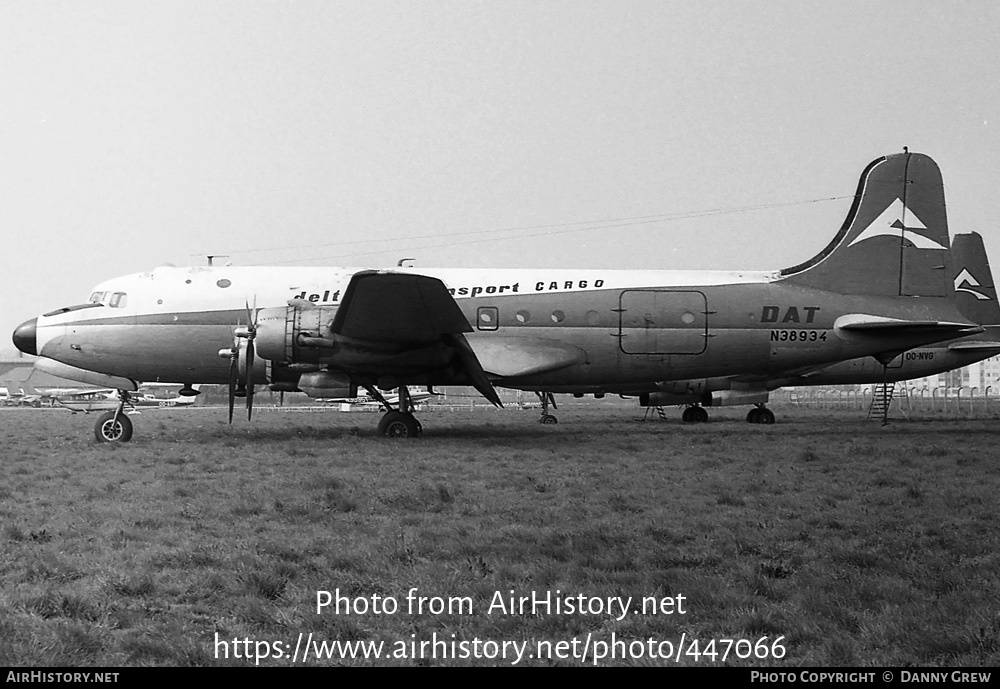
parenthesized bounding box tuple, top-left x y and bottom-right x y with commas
(12, 318, 37, 356)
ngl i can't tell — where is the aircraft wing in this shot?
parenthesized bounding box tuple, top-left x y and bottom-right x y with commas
(331, 271, 472, 343)
(330, 271, 501, 406)
(468, 337, 587, 378)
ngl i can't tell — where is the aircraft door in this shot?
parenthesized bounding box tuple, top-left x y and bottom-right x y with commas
(618, 290, 708, 354)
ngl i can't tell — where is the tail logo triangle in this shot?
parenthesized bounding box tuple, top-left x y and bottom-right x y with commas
(847, 198, 947, 250)
(954, 268, 992, 300)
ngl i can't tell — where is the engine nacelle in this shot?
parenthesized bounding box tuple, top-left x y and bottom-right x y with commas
(640, 391, 699, 407)
(654, 379, 709, 396)
(640, 388, 769, 407)
(705, 389, 769, 407)
(297, 371, 356, 399)
(256, 303, 339, 364)
(266, 361, 302, 392)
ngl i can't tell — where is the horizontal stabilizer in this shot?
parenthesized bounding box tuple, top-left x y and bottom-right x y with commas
(834, 313, 983, 336)
(947, 340, 1000, 352)
(468, 337, 587, 378)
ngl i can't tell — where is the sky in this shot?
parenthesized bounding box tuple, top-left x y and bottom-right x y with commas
(2, 0, 998, 356)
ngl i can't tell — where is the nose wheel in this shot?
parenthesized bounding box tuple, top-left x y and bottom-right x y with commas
(94, 391, 135, 443)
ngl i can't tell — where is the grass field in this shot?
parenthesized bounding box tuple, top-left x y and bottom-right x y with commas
(1, 403, 998, 666)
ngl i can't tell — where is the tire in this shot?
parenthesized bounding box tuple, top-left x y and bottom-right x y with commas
(94, 412, 133, 443)
(540, 414, 558, 424)
(692, 406, 709, 423)
(746, 408, 761, 424)
(758, 408, 775, 424)
(379, 411, 419, 438)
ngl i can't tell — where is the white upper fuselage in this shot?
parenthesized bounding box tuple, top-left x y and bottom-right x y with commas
(35, 264, 779, 355)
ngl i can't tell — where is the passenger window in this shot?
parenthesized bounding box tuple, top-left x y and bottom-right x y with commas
(110, 292, 128, 308)
(477, 306, 499, 331)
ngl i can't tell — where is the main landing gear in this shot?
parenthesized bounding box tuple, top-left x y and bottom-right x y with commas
(746, 404, 775, 424)
(371, 386, 423, 438)
(681, 405, 709, 423)
(537, 392, 558, 424)
(94, 391, 134, 443)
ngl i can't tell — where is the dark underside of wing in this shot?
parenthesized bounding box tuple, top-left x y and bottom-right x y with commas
(329, 272, 501, 406)
(331, 271, 472, 344)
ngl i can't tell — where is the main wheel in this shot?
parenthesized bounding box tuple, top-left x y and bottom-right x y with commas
(692, 406, 709, 422)
(746, 408, 762, 424)
(94, 412, 133, 443)
(757, 408, 775, 424)
(378, 411, 420, 438)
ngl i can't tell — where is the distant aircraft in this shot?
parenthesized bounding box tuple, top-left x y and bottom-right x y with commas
(52, 388, 119, 413)
(631, 231, 1000, 423)
(12, 151, 984, 441)
(0, 387, 41, 407)
(318, 388, 434, 408)
(8, 382, 98, 408)
(53, 388, 196, 413)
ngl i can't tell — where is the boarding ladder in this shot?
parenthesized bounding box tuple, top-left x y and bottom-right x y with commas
(868, 383, 894, 420)
(867, 383, 909, 421)
(641, 406, 669, 422)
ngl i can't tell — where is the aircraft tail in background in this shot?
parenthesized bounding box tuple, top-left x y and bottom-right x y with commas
(951, 232, 1000, 325)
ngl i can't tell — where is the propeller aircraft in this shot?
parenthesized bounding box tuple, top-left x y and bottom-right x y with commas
(11, 151, 984, 440)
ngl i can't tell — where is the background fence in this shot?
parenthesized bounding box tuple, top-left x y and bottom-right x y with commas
(771, 385, 1000, 417)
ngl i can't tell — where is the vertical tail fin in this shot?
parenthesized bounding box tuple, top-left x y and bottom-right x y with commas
(952, 232, 1000, 325)
(780, 152, 952, 297)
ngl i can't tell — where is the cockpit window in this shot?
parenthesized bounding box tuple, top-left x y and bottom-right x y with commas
(89, 291, 107, 304)
(110, 292, 128, 308)
(43, 303, 105, 317)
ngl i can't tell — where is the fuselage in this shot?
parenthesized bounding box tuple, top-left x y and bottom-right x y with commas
(20, 264, 975, 393)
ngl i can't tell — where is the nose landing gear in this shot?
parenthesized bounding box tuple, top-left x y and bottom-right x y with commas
(94, 391, 134, 443)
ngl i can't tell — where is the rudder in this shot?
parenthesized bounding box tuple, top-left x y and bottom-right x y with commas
(781, 152, 952, 298)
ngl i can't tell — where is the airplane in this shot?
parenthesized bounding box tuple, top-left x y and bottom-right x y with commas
(630, 231, 1000, 423)
(318, 388, 434, 408)
(11, 150, 985, 441)
(4, 382, 96, 408)
(52, 388, 197, 413)
(0, 387, 41, 407)
(52, 388, 119, 413)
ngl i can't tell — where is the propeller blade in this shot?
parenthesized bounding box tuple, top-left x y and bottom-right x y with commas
(228, 353, 237, 424)
(245, 297, 259, 333)
(246, 338, 255, 421)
